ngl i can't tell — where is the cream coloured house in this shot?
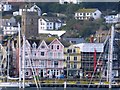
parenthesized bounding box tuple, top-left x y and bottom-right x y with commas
(75, 8, 102, 20)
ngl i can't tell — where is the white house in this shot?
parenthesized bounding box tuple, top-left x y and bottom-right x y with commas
(38, 17, 65, 31)
(75, 8, 102, 20)
(1, 17, 18, 35)
(38, 17, 66, 37)
(3, 26, 18, 35)
(59, 0, 81, 4)
(0, 3, 12, 11)
(13, 4, 41, 16)
(104, 14, 120, 23)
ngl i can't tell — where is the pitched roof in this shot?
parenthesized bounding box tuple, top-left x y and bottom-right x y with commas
(76, 8, 98, 13)
(40, 16, 62, 23)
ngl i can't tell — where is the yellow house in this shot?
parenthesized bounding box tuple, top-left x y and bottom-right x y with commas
(64, 45, 81, 78)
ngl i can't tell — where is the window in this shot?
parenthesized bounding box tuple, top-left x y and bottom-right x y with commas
(57, 45, 59, 49)
(87, 13, 89, 15)
(58, 52, 61, 58)
(30, 19, 33, 24)
(40, 61, 44, 67)
(49, 52, 53, 58)
(94, 13, 96, 15)
(54, 61, 58, 65)
(73, 49, 76, 53)
(67, 56, 70, 60)
(40, 19, 42, 21)
(41, 52, 44, 56)
(80, 13, 82, 15)
(74, 57, 77, 61)
(67, 49, 72, 53)
(25, 52, 28, 55)
(51, 45, 53, 49)
(25, 60, 27, 65)
(25, 72, 28, 75)
(74, 63, 77, 68)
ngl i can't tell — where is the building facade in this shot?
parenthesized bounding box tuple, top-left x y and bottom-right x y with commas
(0, 2, 12, 11)
(64, 45, 81, 78)
(75, 8, 102, 20)
(21, 38, 64, 78)
(74, 43, 104, 78)
(38, 17, 65, 32)
(59, 0, 81, 4)
(21, 11, 39, 39)
(104, 14, 120, 23)
(13, 4, 41, 16)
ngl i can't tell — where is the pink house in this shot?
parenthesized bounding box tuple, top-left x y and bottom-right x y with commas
(20, 38, 64, 78)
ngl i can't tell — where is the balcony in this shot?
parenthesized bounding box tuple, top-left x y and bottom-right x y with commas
(47, 65, 63, 68)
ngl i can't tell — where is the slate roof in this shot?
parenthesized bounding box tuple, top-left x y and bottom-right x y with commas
(41, 16, 62, 23)
(27, 37, 71, 48)
(76, 8, 98, 13)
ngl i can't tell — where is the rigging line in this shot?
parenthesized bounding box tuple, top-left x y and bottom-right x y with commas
(28, 49, 39, 88)
(87, 51, 103, 90)
(87, 28, 111, 90)
(31, 54, 41, 90)
(97, 65, 107, 90)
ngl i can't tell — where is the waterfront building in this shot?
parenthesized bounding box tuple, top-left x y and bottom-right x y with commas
(20, 38, 64, 78)
(64, 45, 81, 78)
(74, 43, 104, 78)
(75, 8, 102, 20)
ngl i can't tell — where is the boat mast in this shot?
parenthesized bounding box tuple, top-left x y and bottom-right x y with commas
(22, 35, 25, 88)
(18, 22, 21, 88)
(109, 25, 114, 89)
(7, 40, 10, 82)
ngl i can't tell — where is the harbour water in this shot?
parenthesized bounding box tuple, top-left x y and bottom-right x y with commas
(1, 87, 120, 90)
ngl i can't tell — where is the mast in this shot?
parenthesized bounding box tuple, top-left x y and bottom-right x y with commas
(109, 25, 114, 89)
(22, 35, 25, 88)
(18, 22, 21, 88)
(7, 40, 10, 82)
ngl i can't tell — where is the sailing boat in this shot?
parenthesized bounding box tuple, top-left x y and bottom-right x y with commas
(0, 23, 30, 88)
(86, 25, 117, 89)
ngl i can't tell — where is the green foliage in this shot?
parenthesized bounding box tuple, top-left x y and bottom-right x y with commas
(61, 18, 107, 38)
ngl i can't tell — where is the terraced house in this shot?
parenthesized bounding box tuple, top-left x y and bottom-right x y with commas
(64, 45, 81, 78)
(20, 38, 64, 78)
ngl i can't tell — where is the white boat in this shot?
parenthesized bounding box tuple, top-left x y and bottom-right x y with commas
(0, 82, 30, 87)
